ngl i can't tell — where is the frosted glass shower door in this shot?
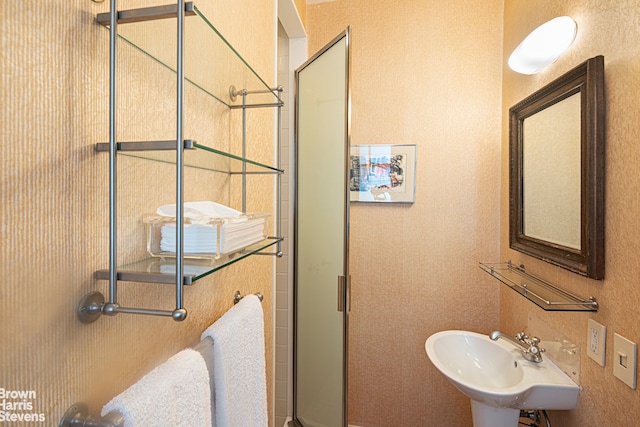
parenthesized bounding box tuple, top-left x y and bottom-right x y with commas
(294, 28, 350, 427)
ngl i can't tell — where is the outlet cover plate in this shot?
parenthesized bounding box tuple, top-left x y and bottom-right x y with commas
(586, 319, 606, 366)
(613, 333, 637, 389)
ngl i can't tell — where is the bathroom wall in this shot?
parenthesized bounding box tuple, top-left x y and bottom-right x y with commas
(293, 0, 306, 28)
(501, 0, 640, 425)
(0, 0, 277, 424)
(306, 1, 504, 425)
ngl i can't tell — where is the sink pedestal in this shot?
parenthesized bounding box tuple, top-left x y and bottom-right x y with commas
(470, 401, 520, 427)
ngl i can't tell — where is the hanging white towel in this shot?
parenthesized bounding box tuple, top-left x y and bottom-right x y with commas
(101, 349, 212, 427)
(201, 294, 268, 427)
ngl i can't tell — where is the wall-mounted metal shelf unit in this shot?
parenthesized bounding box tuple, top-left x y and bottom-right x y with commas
(479, 261, 598, 312)
(78, 1, 283, 323)
(96, 1, 280, 109)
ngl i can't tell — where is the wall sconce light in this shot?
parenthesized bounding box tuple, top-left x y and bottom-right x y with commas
(508, 16, 577, 75)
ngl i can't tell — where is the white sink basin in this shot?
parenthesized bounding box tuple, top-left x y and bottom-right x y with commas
(425, 330, 580, 427)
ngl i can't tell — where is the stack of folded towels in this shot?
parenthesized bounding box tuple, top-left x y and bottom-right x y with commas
(156, 201, 266, 256)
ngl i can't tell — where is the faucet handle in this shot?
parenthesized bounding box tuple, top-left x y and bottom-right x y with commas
(515, 332, 528, 342)
(529, 336, 545, 352)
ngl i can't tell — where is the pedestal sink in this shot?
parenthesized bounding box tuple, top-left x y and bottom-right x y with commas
(425, 330, 580, 427)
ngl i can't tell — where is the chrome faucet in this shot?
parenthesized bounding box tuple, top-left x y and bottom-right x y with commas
(490, 331, 545, 363)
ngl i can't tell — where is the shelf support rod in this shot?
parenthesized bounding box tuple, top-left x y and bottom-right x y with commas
(77, 292, 184, 323)
(244, 88, 282, 95)
(105, 0, 120, 316)
(173, 0, 187, 321)
(242, 89, 248, 213)
(276, 86, 283, 256)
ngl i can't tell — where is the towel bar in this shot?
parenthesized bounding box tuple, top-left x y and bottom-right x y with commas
(233, 290, 264, 304)
(62, 290, 261, 425)
(59, 403, 124, 427)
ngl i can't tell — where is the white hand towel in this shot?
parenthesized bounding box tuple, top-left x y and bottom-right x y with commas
(201, 295, 267, 427)
(101, 349, 212, 427)
(156, 201, 243, 220)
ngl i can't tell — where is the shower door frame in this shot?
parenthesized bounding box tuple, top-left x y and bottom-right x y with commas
(292, 27, 351, 427)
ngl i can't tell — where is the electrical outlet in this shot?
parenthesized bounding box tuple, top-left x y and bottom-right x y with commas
(586, 319, 606, 366)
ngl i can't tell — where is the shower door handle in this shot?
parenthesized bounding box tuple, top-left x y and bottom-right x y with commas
(337, 275, 350, 312)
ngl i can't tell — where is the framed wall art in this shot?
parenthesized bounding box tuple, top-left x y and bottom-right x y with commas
(349, 144, 417, 203)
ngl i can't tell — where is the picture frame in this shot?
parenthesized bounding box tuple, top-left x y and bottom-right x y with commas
(349, 144, 417, 203)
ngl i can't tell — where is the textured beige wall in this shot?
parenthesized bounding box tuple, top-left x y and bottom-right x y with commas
(501, 1, 640, 425)
(294, 0, 307, 29)
(307, 1, 503, 425)
(0, 0, 275, 424)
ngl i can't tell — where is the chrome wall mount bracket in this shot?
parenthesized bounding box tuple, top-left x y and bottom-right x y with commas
(233, 290, 264, 304)
(59, 402, 124, 427)
(229, 85, 242, 102)
(77, 291, 106, 324)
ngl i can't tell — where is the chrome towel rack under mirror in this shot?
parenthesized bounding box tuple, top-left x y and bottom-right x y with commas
(479, 261, 598, 312)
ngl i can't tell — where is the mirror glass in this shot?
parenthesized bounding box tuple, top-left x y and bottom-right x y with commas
(523, 92, 581, 249)
(509, 56, 605, 279)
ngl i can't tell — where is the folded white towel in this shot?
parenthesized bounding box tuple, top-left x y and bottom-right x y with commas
(201, 295, 267, 427)
(157, 201, 243, 220)
(101, 349, 212, 427)
(159, 218, 266, 254)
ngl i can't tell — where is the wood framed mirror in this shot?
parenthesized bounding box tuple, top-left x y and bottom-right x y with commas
(509, 55, 605, 279)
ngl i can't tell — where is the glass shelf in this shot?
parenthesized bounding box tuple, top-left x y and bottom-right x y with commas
(96, 237, 282, 285)
(97, 2, 281, 108)
(479, 261, 598, 312)
(96, 140, 283, 174)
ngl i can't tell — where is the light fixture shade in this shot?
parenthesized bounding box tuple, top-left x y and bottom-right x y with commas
(508, 16, 577, 75)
